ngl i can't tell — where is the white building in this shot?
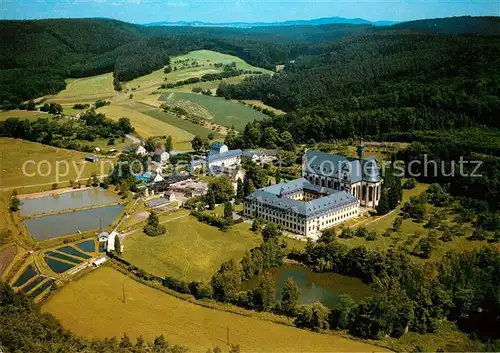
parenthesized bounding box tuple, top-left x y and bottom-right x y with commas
(207, 149, 242, 170)
(302, 143, 382, 208)
(153, 148, 169, 164)
(136, 145, 147, 156)
(209, 142, 229, 154)
(244, 177, 359, 239)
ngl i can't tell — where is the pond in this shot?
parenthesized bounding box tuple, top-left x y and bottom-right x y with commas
(20, 276, 44, 294)
(45, 257, 75, 274)
(46, 251, 82, 264)
(24, 205, 124, 241)
(57, 246, 92, 259)
(20, 188, 120, 216)
(13, 265, 37, 287)
(75, 239, 96, 253)
(29, 279, 54, 299)
(242, 264, 373, 308)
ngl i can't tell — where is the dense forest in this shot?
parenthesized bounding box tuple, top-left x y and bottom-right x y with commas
(2, 16, 499, 109)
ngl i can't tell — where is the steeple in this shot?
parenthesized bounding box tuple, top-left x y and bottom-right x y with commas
(356, 139, 365, 160)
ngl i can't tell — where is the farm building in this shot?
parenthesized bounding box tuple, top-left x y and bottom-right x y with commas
(92, 257, 107, 267)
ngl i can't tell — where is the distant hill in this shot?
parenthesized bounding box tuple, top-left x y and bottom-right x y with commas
(393, 16, 500, 36)
(146, 16, 399, 28)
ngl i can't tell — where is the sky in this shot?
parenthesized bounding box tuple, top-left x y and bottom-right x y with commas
(1, 0, 499, 24)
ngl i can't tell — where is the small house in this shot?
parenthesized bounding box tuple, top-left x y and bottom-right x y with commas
(153, 148, 169, 164)
(153, 173, 164, 183)
(164, 192, 176, 202)
(97, 231, 109, 243)
(136, 145, 147, 156)
(209, 142, 228, 155)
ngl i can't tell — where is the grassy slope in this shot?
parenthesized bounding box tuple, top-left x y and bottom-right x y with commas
(42, 266, 387, 353)
(141, 109, 221, 138)
(161, 92, 268, 131)
(58, 73, 115, 99)
(172, 50, 273, 74)
(96, 104, 194, 145)
(123, 216, 261, 281)
(0, 138, 111, 189)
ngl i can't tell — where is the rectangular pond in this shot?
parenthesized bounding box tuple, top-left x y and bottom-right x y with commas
(13, 265, 37, 287)
(24, 205, 124, 241)
(75, 240, 96, 253)
(20, 276, 44, 294)
(45, 257, 75, 274)
(20, 188, 120, 216)
(56, 246, 91, 259)
(29, 280, 54, 299)
(46, 251, 82, 264)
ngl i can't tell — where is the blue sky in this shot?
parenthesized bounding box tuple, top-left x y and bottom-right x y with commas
(1, 0, 499, 24)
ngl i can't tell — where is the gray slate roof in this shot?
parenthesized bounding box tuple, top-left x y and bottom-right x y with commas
(246, 178, 359, 220)
(303, 151, 380, 183)
(207, 149, 242, 163)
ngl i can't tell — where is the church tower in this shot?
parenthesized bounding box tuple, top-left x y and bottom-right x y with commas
(356, 140, 365, 160)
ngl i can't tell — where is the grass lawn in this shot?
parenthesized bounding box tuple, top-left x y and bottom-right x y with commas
(0, 110, 51, 121)
(42, 266, 387, 352)
(142, 109, 221, 138)
(123, 216, 261, 281)
(96, 104, 194, 147)
(0, 138, 112, 189)
(344, 183, 499, 261)
(159, 92, 267, 131)
(56, 73, 115, 100)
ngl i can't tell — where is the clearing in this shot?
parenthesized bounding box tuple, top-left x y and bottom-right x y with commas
(123, 216, 261, 282)
(42, 266, 388, 352)
(96, 104, 194, 148)
(159, 92, 267, 131)
(51, 73, 115, 103)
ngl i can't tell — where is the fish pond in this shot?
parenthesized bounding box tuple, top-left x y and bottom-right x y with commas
(45, 257, 75, 274)
(20, 188, 120, 216)
(29, 280, 54, 299)
(13, 265, 37, 287)
(75, 239, 96, 253)
(57, 246, 92, 259)
(242, 264, 373, 308)
(24, 205, 124, 241)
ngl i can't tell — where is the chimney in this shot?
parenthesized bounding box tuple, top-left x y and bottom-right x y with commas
(356, 140, 365, 160)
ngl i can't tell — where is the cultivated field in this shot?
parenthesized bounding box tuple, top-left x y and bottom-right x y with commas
(0, 138, 111, 189)
(141, 109, 222, 138)
(123, 216, 261, 281)
(42, 266, 388, 352)
(159, 92, 267, 131)
(96, 104, 194, 147)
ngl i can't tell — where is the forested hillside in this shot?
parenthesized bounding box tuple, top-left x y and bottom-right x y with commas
(1, 16, 498, 109)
